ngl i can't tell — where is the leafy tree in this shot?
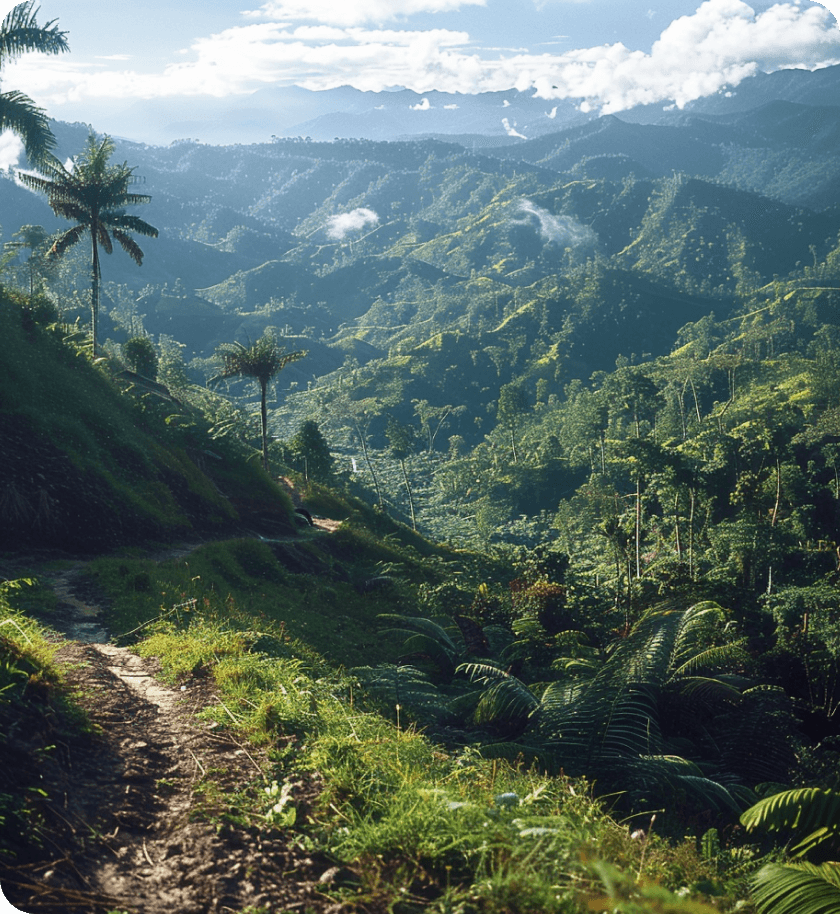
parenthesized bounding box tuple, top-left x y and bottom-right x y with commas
(287, 419, 332, 481)
(0, 2, 68, 165)
(496, 380, 529, 464)
(214, 332, 305, 473)
(19, 134, 158, 355)
(411, 399, 466, 453)
(4, 224, 52, 295)
(122, 336, 158, 380)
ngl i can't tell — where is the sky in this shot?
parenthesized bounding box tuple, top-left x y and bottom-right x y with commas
(0, 0, 839, 155)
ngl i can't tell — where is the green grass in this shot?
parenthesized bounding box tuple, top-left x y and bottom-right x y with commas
(87, 535, 423, 668)
(0, 290, 295, 552)
(0, 579, 91, 863)
(137, 607, 754, 913)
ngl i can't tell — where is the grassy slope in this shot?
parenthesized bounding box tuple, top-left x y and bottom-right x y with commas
(0, 288, 296, 554)
(0, 289, 758, 912)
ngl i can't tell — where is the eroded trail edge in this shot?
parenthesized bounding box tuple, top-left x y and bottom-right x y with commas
(6, 641, 331, 914)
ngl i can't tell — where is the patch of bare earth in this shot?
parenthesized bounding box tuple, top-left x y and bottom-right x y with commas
(2, 641, 340, 914)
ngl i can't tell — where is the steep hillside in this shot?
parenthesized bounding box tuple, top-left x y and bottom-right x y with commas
(0, 289, 296, 553)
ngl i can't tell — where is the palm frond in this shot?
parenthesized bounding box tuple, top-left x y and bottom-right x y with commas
(111, 229, 145, 266)
(472, 676, 540, 727)
(379, 614, 459, 653)
(672, 639, 750, 679)
(49, 224, 85, 258)
(750, 862, 840, 914)
(0, 2, 68, 61)
(0, 89, 53, 162)
(629, 755, 743, 812)
(104, 211, 158, 236)
(742, 788, 840, 857)
(352, 663, 448, 718)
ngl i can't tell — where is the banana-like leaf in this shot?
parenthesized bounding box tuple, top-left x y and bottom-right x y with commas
(751, 862, 840, 914)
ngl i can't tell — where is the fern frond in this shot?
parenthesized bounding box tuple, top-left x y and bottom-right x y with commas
(751, 862, 840, 914)
(741, 788, 840, 856)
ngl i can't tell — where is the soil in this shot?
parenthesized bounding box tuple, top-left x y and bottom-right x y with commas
(1, 495, 354, 914)
(2, 632, 345, 914)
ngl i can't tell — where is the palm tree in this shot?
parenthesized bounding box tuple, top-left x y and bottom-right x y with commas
(19, 134, 158, 355)
(214, 332, 306, 473)
(0, 2, 68, 165)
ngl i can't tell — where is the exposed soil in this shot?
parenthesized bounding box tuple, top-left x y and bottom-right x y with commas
(1, 492, 352, 914)
(2, 636, 343, 914)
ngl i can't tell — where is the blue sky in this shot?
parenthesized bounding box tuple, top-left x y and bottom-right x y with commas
(1, 0, 839, 149)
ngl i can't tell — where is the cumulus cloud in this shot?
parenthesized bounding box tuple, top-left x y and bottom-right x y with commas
(502, 117, 526, 138)
(247, 0, 486, 27)
(0, 130, 23, 172)
(326, 207, 380, 239)
(513, 200, 597, 248)
(411, 97, 432, 109)
(531, 0, 840, 112)
(6, 0, 839, 118)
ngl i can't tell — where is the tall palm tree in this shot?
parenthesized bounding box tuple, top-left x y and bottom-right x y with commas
(214, 332, 306, 473)
(19, 134, 158, 355)
(0, 2, 68, 165)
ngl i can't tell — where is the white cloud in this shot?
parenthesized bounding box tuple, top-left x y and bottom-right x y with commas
(502, 117, 526, 138)
(514, 199, 597, 247)
(326, 207, 380, 239)
(533, 0, 840, 112)
(0, 130, 23, 171)
(246, 0, 486, 27)
(5, 0, 839, 119)
(411, 96, 432, 109)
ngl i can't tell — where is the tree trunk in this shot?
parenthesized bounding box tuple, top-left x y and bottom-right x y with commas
(400, 458, 417, 531)
(635, 473, 642, 579)
(91, 231, 100, 357)
(260, 380, 270, 473)
(357, 421, 384, 509)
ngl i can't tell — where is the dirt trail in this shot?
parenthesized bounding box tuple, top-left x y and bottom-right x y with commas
(2, 504, 348, 913)
(4, 637, 336, 914)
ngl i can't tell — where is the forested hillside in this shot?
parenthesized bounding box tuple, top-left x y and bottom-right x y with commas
(6, 62, 840, 914)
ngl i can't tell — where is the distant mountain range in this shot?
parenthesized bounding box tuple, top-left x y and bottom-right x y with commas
(60, 64, 840, 148)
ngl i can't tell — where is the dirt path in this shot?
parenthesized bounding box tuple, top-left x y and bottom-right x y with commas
(2, 514, 353, 912)
(4, 639, 336, 914)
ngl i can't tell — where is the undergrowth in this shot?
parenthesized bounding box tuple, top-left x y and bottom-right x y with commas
(138, 608, 760, 913)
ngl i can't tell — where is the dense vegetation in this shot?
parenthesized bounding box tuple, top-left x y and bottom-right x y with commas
(4, 51, 840, 913)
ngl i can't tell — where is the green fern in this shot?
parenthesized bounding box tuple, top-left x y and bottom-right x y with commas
(742, 787, 840, 857)
(750, 862, 840, 914)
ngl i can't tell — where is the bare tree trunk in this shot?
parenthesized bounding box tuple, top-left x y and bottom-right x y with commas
(260, 381, 270, 473)
(400, 458, 416, 531)
(357, 420, 384, 509)
(91, 234, 100, 357)
(635, 474, 642, 579)
(674, 491, 682, 560)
